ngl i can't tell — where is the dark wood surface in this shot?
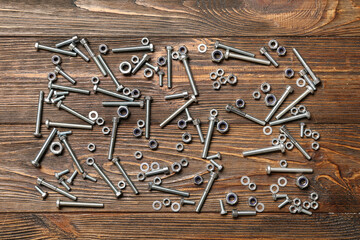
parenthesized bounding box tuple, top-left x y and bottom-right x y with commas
(0, 1, 359, 239)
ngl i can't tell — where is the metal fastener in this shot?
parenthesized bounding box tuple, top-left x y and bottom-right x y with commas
(300, 122, 305, 138)
(97, 55, 123, 91)
(55, 36, 78, 48)
(158, 70, 165, 87)
(180, 198, 196, 206)
(80, 38, 107, 76)
(37, 177, 77, 201)
(94, 85, 134, 101)
(299, 69, 316, 91)
(232, 210, 257, 218)
(69, 42, 89, 62)
(52, 95, 66, 104)
(270, 111, 310, 126)
(266, 165, 313, 174)
(54, 91, 69, 97)
(272, 193, 288, 201)
(54, 66, 76, 85)
(35, 42, 77, 57)
(34, 91, 44, 138)
(56, 101, 95, 125)
(148, 182, 190, 197)
(225, 104, 266, 126)
(66, 170, 78, 185)
(82, 172, 97, 182)
(59, 135, 85, 174)
(206, 152, 221, 160)
(48, 82, 90, 95)
(278, 197, 292, 208)
(264, 85, 294, 122)
(56, 199, 104, 209)
(214, 40, 255, 57)
(260, 47, 279, 67)
(145, 167, 170, 177)
(179, 54, 199, 96)
(44, 89, 54, 104)
(280, 125, 312, 160)
(131, 54, 150, 75)
(46, 119, 92, 130)
(166, 46, 173, 88)
(210, 159, 223, 171)
(35, 185, 48, 200)
(31, 128, 57, 167)
(108, 117, 119, 160)
(112, 157, 139, 195)
(202, 110, 218, 158)
(102, 100, 144, 108)
(219, 199, 227, 215)
(243, 143, 285, 157)
(193, 118, 205, 143)
(112, 43, 154, 53)
(225, 50, 270, 65)
(145, 62, 159, 73)
(54, 169, 70, 179)
(196, 171, 218, 213)
(145, 96, 152, 139)
(58, 177, 71, 191)
(164, 91, 189, 100)
(293, 48, 320, 85)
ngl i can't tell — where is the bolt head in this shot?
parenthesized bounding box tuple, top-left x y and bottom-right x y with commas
(306, 85, 315, 94)
(286, 85, 294, 93)
(279, 143, 286, 153)
(266, 165, 271, 175)
(214, 40, 220, 49)
(210, 171, 218, 180)
(56, 100, 62, 109)
(111, 157, 120, 164)
(232, 209, 239, 218)
(143, 54, 150, 62)
(215, 152, 221, 160)
(41, 192, 48, 200)
(166, 46, 173, 51)
(58, 177, 65, 183)
(259, 47, 267, 55)
(144, 96, 152, 102)
(112, 117, 119, 123)
(93, 84, 98, 93)
(33, 132, 42, 138)
(180, 198, 185, 206)
(149, 43, 154, 52)
(179, 54, 188, 61)
(148, 182, 154, 190)
(300, 122, 305, 126)
(68, 42, 76, 50)
(304, 111, 311, 119)
(299, 69, 307, 76)
(80, 38, 88, 45)
(116, 85, 124, 92)
(225, 104, 233, 112)
(115, 191, 122, 198)
(138, 100, 144, 109)
(72, 35, 79, 42)
(36, 177, 44, 185)
(158, 70, 165, 76)
(54, 65, 61, 73)
(55, 173, 60, 179)
(192, 118, 201, 125)
(48, 81, 53, 90)
(224, 50, 230, 60)
(34, 42, 39, 50)
(56, 199, 61, 208)
(45, 119, 50, 129)
(189, 94, 198, 103)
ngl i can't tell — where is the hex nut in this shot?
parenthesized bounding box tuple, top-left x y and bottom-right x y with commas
(176, 143, 184, 152)
(311, 201, 319, 210)
(279, 159, 288, 168)
(131, 55, 140, 65)
(248, 182, 257, 191)
(240, 176, 250, 185)
(51, 55, 62, 65)
(227, 74, 237, 85)
(277, 46, 287, 56)
(171, 51, 180, 60)
(312, 131, 320, 141)
(87, 143, 96, 152)
(102, 126, 110, 135)
(150, 162, 160, 171)
(177, 119, 187, 129)
(137, 172, 146, 181)
(312, 141, 320, 150)
(219, 76, 227, 85)
(50, 142, 63, 155)
(248, 196, 258, 207)
(157, 56, 167, 66)
(48, 72, 57, 82)
(303, 201, 311, 210)
(211, 50, 224, 63)
(210, 109, 218, 117)
(180, 158, 189, 167)
(133, 128, 143, 138)
(225, 192, 238, 205)
(134, 151, 143, 160)
(265, 94, 277, 107)
(141, 37, 150, 46)
(290, 107, 299, 115)
(284, 68, 295, 79)
(118, 180, 126, 190)
(293, 198, 302, 207)
(182, 132, 192, 143)
(119, 61, 132, 75)
(117, 106, 130, 119)
(122, 87, 131, 96)
(210, 72, 218, 80)
(140, 162, 150, 172)
(212, 81, 221, 90)
(296, 78, 306, 88)
(96, 117, 105, 126)
(296, 175, 310, 189)
(217, 120, 229, 134)
(163, 198, 171, 207)
(178, 45, 188, 55)
(255, 203, 265, 213)
(99, 44, 109, 54)
(235, 99, 245, 108)
(91, 76, 100, 85)
(149, 139, 159, 150)
(298, 105, 307, 114)
(171, 162, 182, 173)
(153, 177, 162, 185)
(206, 163, 215, 172)
(304, 129, 312, 137)
(310, 192, 319, 201)
(131, 88, 141, 99)
(285, 141, 294, 150)
(272, 138, 280, 146)
(144, 68, 154, 78)
(279, 133, 287, 142)
(252, 91, 261, 100)
(289, 205, 298, 214)
(137, 119, 145, 128)
(88, 111, 98, 121)
(268, 39, 279, 50)
(260, 82, 271, 93)
(216, 68, 225, 77)
(152, 200, 162, 211)
(194, 175, 204, 185)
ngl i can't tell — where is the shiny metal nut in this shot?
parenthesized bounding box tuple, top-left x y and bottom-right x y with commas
(265, 94, 277, 107)
(277, 46, 287, 56)
(211, 50, 224, 63)
(171, 162, 182, 173)
(212, 81, 221, 90)
(285, 68, 295, 78)
(261, 82, 271, 93)
(99, 44, 109, 54)
(216, 120, 229, 134)
(253, 91, 261, 99)
(268, 39, 279, 50)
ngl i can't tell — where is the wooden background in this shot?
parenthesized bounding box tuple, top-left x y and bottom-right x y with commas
(0, 0, 359, 239)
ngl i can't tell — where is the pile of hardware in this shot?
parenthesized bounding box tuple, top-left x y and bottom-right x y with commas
(31, 36, 321, 216)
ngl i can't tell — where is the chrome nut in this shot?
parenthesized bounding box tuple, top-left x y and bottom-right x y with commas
(133, 128, 143, 138)
(253, 91, 261, 100)
(248, 196, 258, 207)
(99, 44, 109, 54)
(176, 143, 184, 152)
(177, 119, 187, 129)
(194, 175, 204, 185)
(96, 117, 105, 126)
(171, 51, 180, 60)
(225, 192, 238, 205)
(148, 139, 159, 150)
(310, 192, 319, 201)
(134, 151, 143, 160)
(312, 131, 320, 141)
(213, 81, 221, 90)
(216, 68, 225, 77)
(182, 132, 192, 143)
(277, 46, 287, 56)
(284, 68, 295, 78)
(91, 76, 100, 85)
(102, 126, 110, 135)
(180, 158, 189, 167)
(87, 143, 96, 152)
(227, 74, 237, 85)
(304, 129, 312, 137)
(122, 87, 131, 96)
(312, 141, 320, 150)
(268, 39, 279, 50)
(235, 99, 245, 108)
(264, 94, 277, 107)
(296, 175, 309, 189)
(144, 68, 154, 78)
(260, 82, 271, 93)
(50, 142, 63, 155)
(51, 55, 62, 65)
(171, 162, 182, 173)
(219, 76, 227, 85)
(131, 89, 141, 99)
(117, 106, 130, 119)
(131, 55, 140, 65)
(119, 61, 132, 75)
(141, 37, 150, 46)
(290, 107, 299, 115)
(217, 120, 229, 134)
(298, 105, 307, 114)
(211, 49, 224, 63)
(210, 72, 218, 80)
(178, 45, 188, 55)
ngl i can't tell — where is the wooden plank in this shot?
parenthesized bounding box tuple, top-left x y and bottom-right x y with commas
(0, 0, 359, 37)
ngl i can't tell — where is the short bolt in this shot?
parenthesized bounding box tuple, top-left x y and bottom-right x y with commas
(215, 40, 255, 57)
(206, 152, 221, 160)
(166, 46, 173, 88)
(58, 177, 71, 191)
(31, 128, 57, 167)
(232, 210, 257, 218)
(94, 85, 134, 101)
(260, 47, 279, 67)
(46, 119, 92, 130)
(300, 122, 305, 138)
(209, 159, 223, 171)
(33, 91, 44, 138)
(145, 167, 170, 177)
(272, 193, 288, 201)
(299, 69, 316, 91)
(219, 199, 227, 215)
(202, 111, 218, 159)
(102, 100, 144, 108)
(54, 66, 76, 85)
(280, 125, 311, 160)
(34, 185, 48, 200)
(264, 85, 294, 122)
(54, 91, 69, 97)
(55, 36, 78, 48)
(158, 70, 165, 87)
(56, 199, 104, 209)
(298, 206, 313, 216)
(293, 48, 320, 85)
(278, 197, 292, 208)
(108, 117, 119, 160)
(270, 111, 311, 126)
(148, 182, 190, 197)
(145, 96, 152, 139)
(69, 42, 89, 62)
(180, 198, 196, 206)
(112, 43, 154, 53)
(266, 165, 313, 175)
(48, 82, 90, 95)
(112, 158, 139, 195)
(82, 172, 97, 182)
(184, 108, 193, 122)
(59, 135, 85, 174)
(225, 49, 270, 65)
(35, 42, 76, 57)
(97, 55, 123, 91)
(51, 95, 66, 104)
(131, 54, 150, 75)
(57, 130, 72, 137)
(44, 89, 54, 104)
(225, 104, 266, 126)
(145, 62, 159, 73)
(179, 54, 199, 96)
(243, 143, 285, 157)
(37, 177, 77, 201)
(66, 170, 78, 185)
(80, 38, 107, 76)
(55, 169, 70, 179)
(56, 101, 95, 125)
(164, 91, 189, 100)
(196, 171, 218, 213)
(193, 118, 205, 144)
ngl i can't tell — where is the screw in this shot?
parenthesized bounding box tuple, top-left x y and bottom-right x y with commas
(278, 197, 292, 208)
(108, 117, 119, 160)
(202, 111, 218, 159)
(82, 172, 97, 182)
(206, 152, 221, 160)
(34, 185, 48, 200)
(196, 171, 218, 213)
(145, 167, 170, 177)
(131, 54, 150, 75)
(58, 177, 71, 191)
(179, 54, 199, 96)
(97, 55, 123, 91)
(298, 206, 313, 216)
(56, 101, 95, 125)
(224, 50, 270, 65)
(280, 125, 312, 160)
(209, 159, 223, 171)
(293, 48, 320, 85)
(55, 169, 70, 179)
(66, 170, 78, 185)
(80, 38, 107, 76)
(214, 40, 255, 57)
(299, 69, 316, 91)
(184, 108, 193, 122)
(164, 91, 189, 100)
(219, 199, 227, 215)
(112, 158, 139, 195)
(232, 210, 257, 218)
(158, 70, 165, 87)
(44, 89, 54, 104)
(260, 47, 279, 67)
(56, 199, 104, 209)
(264, 85, 294, 122)
(35, 42, 76, 57)
(193, 118, 205, 143)
(276, 86, 314, 119)
(166, 46, 173, 88)
(270, 111, 311, 126)
(54, 91, 69, 97)
(243, 143, 285, 157)
(102, 100, 144, 108)
(55, 36, 78, 48)
(180, 198, 196, 206)
(48, 82, 90, 95)
(112, 43, 154, 53)
(59, 135, 85, 174)
(46, 119, 92, 130)
(145, 96, 152, 139)
(34, 91, 44, 138)
(300, 122, 305, 138)
(145, 62, 159, 73)
(57, 130, 72, 137)
(69, 42, 89, 62)
(52, 95, 66, 104)
(37, 177, 77, 201)
(225, 104, 266, 126)
(31, 128, 57, 167)
(266, 165, 313, 175)
(160, 95, 197, 128)
(148, 182, 190, 197)
(272, 193, 288, 200)
(94, 85, 134, 101)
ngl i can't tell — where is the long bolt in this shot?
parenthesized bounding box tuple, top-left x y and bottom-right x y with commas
(102, 100, 144, 108)
(56, 199, 104, 209)
(145, 167, 170, 177)
(52, 95, 66, 104)
(49, 82, 90, 95)
(34, 90, 44, 138)
(206, 152, 221, 160)
(97, 55, 123, 91)
(158, 70, 165, 87)
(80, 38, 107, 76)
(215, 40, 255, 57)
(148, 182, 190, 197)
(112, 43, 154, 53)
(160, 95, 197, 128)
(225, 50, 270, 65)
(37, 178, 77, 201)
(46, 119, 92, 130)
(35, 185, 48, 200)
(210, 159, 223, 171)
(300, 122, 305, 138)
(69, 42, 89, 62)
(193, 118, 205, 143)
(196, 171, 218, 213)
(54, 91, 69, 97)
(293, 48, 320, 85)
(278, 197, 292, 208)
(94, 85, 134, 101)
(59, 135, 85, 174)
(272, 193, 288, 201)
(108, 117, 119, 160)
(232, 210, 257, 218)
(55, 169, 70, 179)
(225, 104, 265, 126)
(56, 101, 95, 125)
(219, 199, 227, 215)
(66, 170, 78, 185)
(145, 96, 152, 139)
(181, 198, 196, 206)
(35, 42, 77, 57)
(202, 112, 218, 159)
(112, 158, 139, 195)
(164, 91, 189, 100)
(264, 85, 294, 122)
(166, 46, 173, 88)
(299, 69, 316, 91)
(243, 143, 285, 157)
(260, 47, 279, 67)
(44, 89, 54, 104)
(31, 128, 57, 167)
(58, 177, 71, 191)
(266, 165, 313, 175)
(179, 54, 199, 96)
(280, 125, 312, 160)
(276, 86, 314, 119)
(270, 111, 310, 126)
(131, 54, 150, 75)
(55, 36, 78, 48)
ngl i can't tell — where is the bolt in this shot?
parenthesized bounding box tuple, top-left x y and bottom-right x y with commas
(54, 91, 69, 97)
(112, 43, 154, 53)
(225, 104, 266, 126)
(35, 42, 77, 57)
(80, 38, 107, 76)
(219, 199, 227, 215)
(166, 46, 173, 88)
(266, 165, 313, 175)
(206, 152, 221, 160)
(276, 86, 314, 119)
(48, 82, 90, 95)
(158, 70, 165, 87)
(164, 91, 189, 100)
(264, 85, 294, 122)
(56, 199, 104, 209)
(57, 130, 72, 137)
(243, 143, 285, 157)
(34, 185, 48, 200)
(44, 89, 54, 104)
(37, 177, 77, 201)
(54, 66, 77, 85)
(293, 48, 320, 85)
(209, 159, 223, 171)
(145, 167, 170, 177)
(51, 95, 66, 104)
(300, 122, 305, 138)
(179, 54, 199, 96)
(31, 128, 57, 167)
(66, 170, 78, 185)
(202, 111, 218, 159)
(56, 101, 95, 125)
(108, 117, 119, 160)
(97, 55, 123, 91)
(93, 85, 134, 101)
(232, 210, 257, 218)
(102, 100, 144, 108)
(196, 172, 218, 213)
(224, 50, 270, 65)
(260, 47, 279, 67)
(298, 206, 313, 216)
(278, 197, 292, 208)
(280, 125, 312, 160)
(193, 118, 205, 143)
(55, 169, 70, 179)
(184, 108, 193, 122)
(34, 91, 44, 138)
(148, 182, 190, 197)
(55, 36, 78, 48)
(214, 40, 255, 57)
(82, 172, 97, 182)
(180, 198, 196, 206)
(58, 177, 71, 191)
(272, 193, 288, 200)
(131, 54, 150, 75)
(46, 119, 92, 130)
(299, 69, 316, 91)
(112, 158, 139, 195)
(270, 111, 311, 126)
(69, 42, 89, 62)
(59, 135, 85, 174)
(145, 62, 159, 73)
(145, 96, 152, 139)
(160, 95, 197, 128)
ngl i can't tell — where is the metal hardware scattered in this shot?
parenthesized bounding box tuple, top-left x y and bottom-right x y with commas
(80, 38, 107, 76)
(215, 40, 255, 57)
(266, 165, 313, 175)
(57, 101, 95, 125)
(268, 39, 279, 50)
(280, 125, 312, 160)
(55, 36, 78, 48)
(108, 117, 119, 160)
(35, 185, 48, 200)
(112, 43, 154, 53)
(202, 109, 218, 158)
(31, 128, 58, 167)
(148, 182, 190, 197)
(98, 55, 123, 91)
(243, 143, 285, 157)
(69, 42, 89, 62)
(145, 96, 152, 139)
(166, 46, 173, 88)
(226, 104, 266, 126)
(60, 135, 85, 174)
(37, 177, 77, 201)
(94, 84, 134, 101)
(34, 91, 44, 138)
(57, 199, 104, 209)
(35, 42, 77, 57)
(260, 47, 279, 67)
(232, 210, 257, 218)
(196, 171, 218, 213)
(225, 50, 270, 65)
(112, 157, 139, 195)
